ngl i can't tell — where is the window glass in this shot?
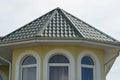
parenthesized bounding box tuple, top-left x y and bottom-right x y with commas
(22, 67, 36, 80)
(81, 56, 94, 65)
(49, 55, 69, 63)
(22, 56, 36, 65)
(82, 67, 93, 80)
(49, 55, 69, 80)
(50, 66, 68, 80)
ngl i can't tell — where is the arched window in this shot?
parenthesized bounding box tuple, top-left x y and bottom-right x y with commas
(48, 55, 69, 80)
(0, 74, 3, 80)
(81, 56, 94, 80)
(20, 56, 37, 80)
(43, 49, 75, 80)
(78, 51, 101, 80)
(15, 50, 40, 80)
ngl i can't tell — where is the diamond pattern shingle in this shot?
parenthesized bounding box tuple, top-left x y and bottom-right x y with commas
(39, 10, 81, 38)
(63, 10, 116, 42)
(2, 10, 54, 41)
(1, 8, 117, 43)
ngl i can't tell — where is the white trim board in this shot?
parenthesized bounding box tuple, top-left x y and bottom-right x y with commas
(43, 49, 75, 80)
(15, 50, 41, 80)
(77, 51, 101, 80)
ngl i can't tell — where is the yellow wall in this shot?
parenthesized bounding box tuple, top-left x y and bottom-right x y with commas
(12, 45, 105, 80)
(0, 65, 9, 80)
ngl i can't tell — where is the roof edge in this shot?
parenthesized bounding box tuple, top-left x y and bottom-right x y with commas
(0, 37, 120, 49)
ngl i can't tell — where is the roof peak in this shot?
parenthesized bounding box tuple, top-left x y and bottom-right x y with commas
(56, 7, 61, 9)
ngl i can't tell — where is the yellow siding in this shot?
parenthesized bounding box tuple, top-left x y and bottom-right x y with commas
(0, 65, 9, 80)
(12, 46, 104, 80)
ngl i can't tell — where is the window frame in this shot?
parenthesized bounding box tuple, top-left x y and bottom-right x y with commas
(43, 49, 75, 80)
(20, 56, 37, 80)
(48, 55, 70, 80)
(15, 50, 40, 80)
(81, 56, 95, 80)
(77, 51, 101, 80)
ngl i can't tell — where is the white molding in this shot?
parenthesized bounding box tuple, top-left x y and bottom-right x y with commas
(15, 50, 41, 80)
(0, 56, 11, 64)
(0, 39, 119, 48)
(49, 63, 69, 66)
(77, 51, 101, 80)
(43, 49, 75, 80)
(81, 64, 94, 68)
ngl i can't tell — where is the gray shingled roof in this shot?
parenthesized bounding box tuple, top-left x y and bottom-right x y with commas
(0, 37, 1, 39)
(1, 8, 117, 43)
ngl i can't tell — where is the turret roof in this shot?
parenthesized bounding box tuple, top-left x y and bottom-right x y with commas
(1, 8, 118, 43)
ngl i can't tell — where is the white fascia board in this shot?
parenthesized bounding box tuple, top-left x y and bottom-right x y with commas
(0, 39, 120, 49)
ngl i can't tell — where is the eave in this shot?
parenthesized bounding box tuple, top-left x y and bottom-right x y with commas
(0, 37, 120, 50)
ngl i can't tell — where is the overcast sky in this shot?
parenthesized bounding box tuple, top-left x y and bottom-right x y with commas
(0, 0, 120, 80)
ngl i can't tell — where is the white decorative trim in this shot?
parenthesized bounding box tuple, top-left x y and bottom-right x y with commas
(43, 49, 75, 80)
(0, 70, 7, 80)
(1, 40, 119, 49)
(77, 51, 101, 80)
(15, 50, 40, 80)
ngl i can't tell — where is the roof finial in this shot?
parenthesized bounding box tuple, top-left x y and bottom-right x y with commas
(56, 7, 61, 10)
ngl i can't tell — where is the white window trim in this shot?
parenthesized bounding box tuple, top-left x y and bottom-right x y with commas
(43, 49, 75, 80)
(22, 64, 37, 68)
(77, 51, 101, 80)
(81, 64, 94, 68)
(15, 50, 41, 80)
(81, 58, 95, 80)
(49, 63, 69, 66)
(49, 58, 70, 80)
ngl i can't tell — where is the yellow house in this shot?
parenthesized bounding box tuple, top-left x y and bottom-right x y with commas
(0, 7, 120, 80)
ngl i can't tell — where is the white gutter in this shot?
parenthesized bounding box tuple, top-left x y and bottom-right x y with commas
(0, 39, 120, 48)
(0, 56, 11, 80)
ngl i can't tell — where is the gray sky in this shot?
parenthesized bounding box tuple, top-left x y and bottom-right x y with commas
(0, 0, 120, 80)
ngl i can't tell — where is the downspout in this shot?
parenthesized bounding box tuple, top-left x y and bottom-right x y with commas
(104, 51, 120, 80)
(0, 56, 11, 80)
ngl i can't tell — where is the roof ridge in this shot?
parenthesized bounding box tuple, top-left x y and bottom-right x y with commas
(36, 9, 58, 36)
(59, 8, 83, 37)
(65, 12, 118, 42)
(61, 9, 118, 42)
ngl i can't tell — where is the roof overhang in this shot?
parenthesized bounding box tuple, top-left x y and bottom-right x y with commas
(0, 38, 120, 50)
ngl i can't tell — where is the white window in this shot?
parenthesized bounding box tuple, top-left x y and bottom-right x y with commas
(49, 55, 69, 80)
(81, 56, 94, 80)
(20, 56, 37, 80)
(43, 49, 75, 80)
(15, 50, 40, 80)
(78, 51, 101, 80)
